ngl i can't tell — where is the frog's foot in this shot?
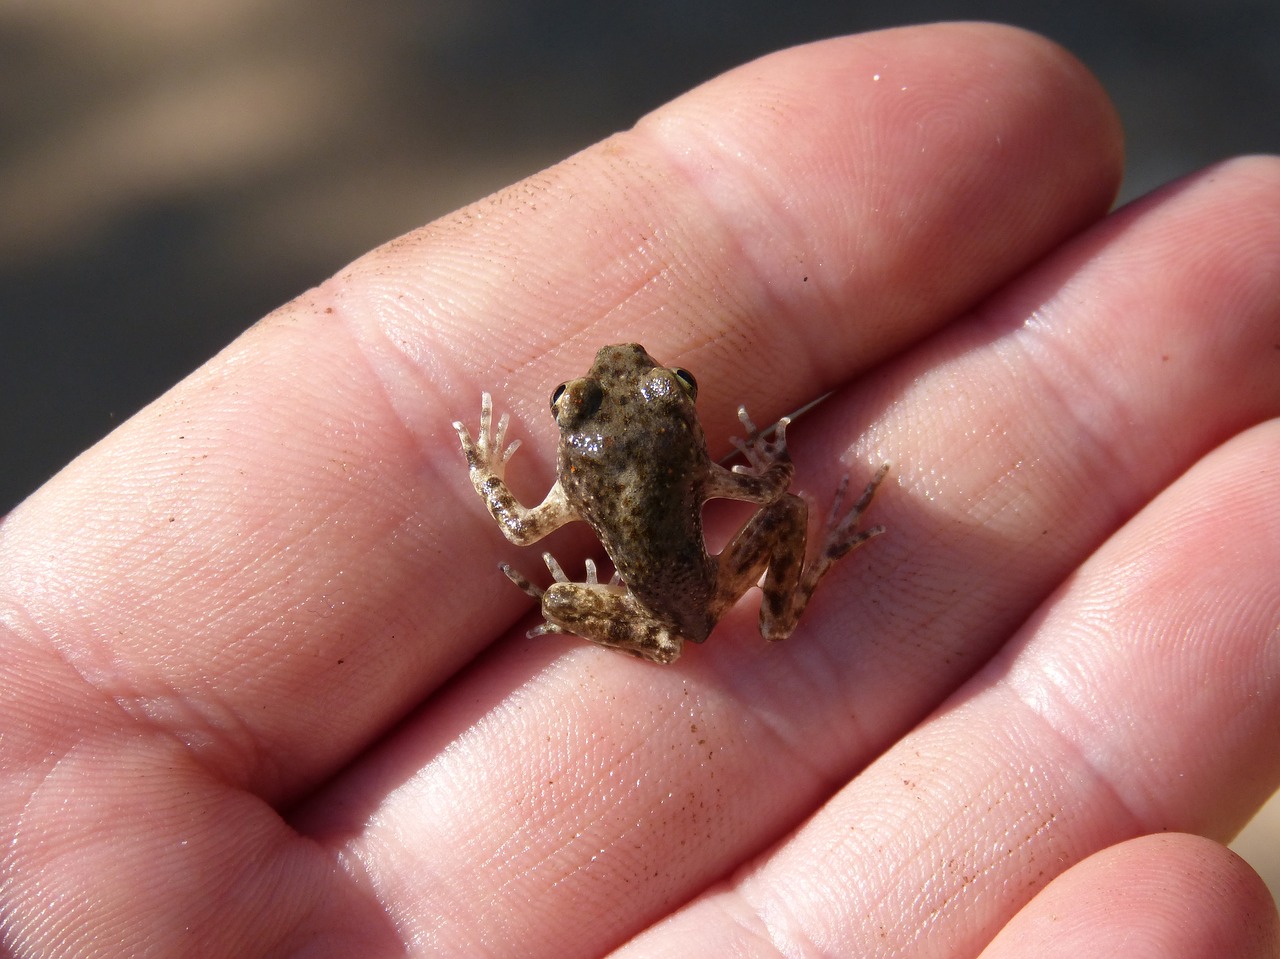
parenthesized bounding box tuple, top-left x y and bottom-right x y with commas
(503, 553, 608, 639)
(453, 391, 521, 481)
(503, 552, 564, 636)
(541, 581, 685, 663)
(502, 553, 682, 663)
(730, 406, 792, 475)
(804, 463, 889, 591)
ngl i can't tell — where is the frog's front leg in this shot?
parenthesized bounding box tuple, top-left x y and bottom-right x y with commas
(453, 392, 576, 544)
(705, 406, 796, 504)
(505, 553, 685, 664)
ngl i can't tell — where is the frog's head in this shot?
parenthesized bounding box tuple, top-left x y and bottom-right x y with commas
(550, 343, 699, 441)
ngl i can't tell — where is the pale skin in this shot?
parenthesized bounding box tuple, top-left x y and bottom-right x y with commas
(2, 22, 1280, 959)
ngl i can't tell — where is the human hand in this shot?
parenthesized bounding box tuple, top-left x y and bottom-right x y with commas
(3, 22, 1278, 958)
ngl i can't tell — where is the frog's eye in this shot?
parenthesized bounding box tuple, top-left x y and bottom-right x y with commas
(550, 382, 568, 413)
(672, 368, 697, 399)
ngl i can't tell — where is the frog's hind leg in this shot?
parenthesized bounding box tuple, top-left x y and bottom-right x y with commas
(715, 464, 888, 644)
(541, 582, 685, 664)
(712, 492, 810, 642)
(778, 465, 888, 637)
(506, 553, 685, 664)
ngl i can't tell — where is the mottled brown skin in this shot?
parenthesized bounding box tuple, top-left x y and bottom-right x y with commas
(454, 343, 887, 664)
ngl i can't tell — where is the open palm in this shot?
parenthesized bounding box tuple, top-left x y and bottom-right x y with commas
(3, 22, 1278, 959)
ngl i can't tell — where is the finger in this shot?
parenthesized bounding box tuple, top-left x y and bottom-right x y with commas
(0, 23, 1120, 803)
(424, 19, 1123, 447)
(978, 835, 1280, 959)
(309, 160, 1280, 955)
(609, 422, 1280, 957)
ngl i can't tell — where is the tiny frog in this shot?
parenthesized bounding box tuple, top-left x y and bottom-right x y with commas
(453, 343, 887, 664)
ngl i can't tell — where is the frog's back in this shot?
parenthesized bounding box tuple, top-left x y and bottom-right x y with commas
(555, 343, 718, 641)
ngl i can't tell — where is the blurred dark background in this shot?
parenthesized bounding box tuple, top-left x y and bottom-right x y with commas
(3, 0, 1277, 512)
(2, 0, 1279, 901)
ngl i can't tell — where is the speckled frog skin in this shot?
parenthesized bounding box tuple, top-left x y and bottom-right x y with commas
(454, 343, 887, 664)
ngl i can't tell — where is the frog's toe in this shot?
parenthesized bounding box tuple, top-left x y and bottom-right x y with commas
(502, 563, 544, 598)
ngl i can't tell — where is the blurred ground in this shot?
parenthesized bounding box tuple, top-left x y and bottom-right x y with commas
(1237, 793, 1280, 907)
(2, 0, 1277, 909)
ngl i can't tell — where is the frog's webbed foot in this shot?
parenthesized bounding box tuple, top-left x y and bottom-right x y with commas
(802, 463, 890, 594)
(453, 392, 521, 482)
(730, 406, 792, 475)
